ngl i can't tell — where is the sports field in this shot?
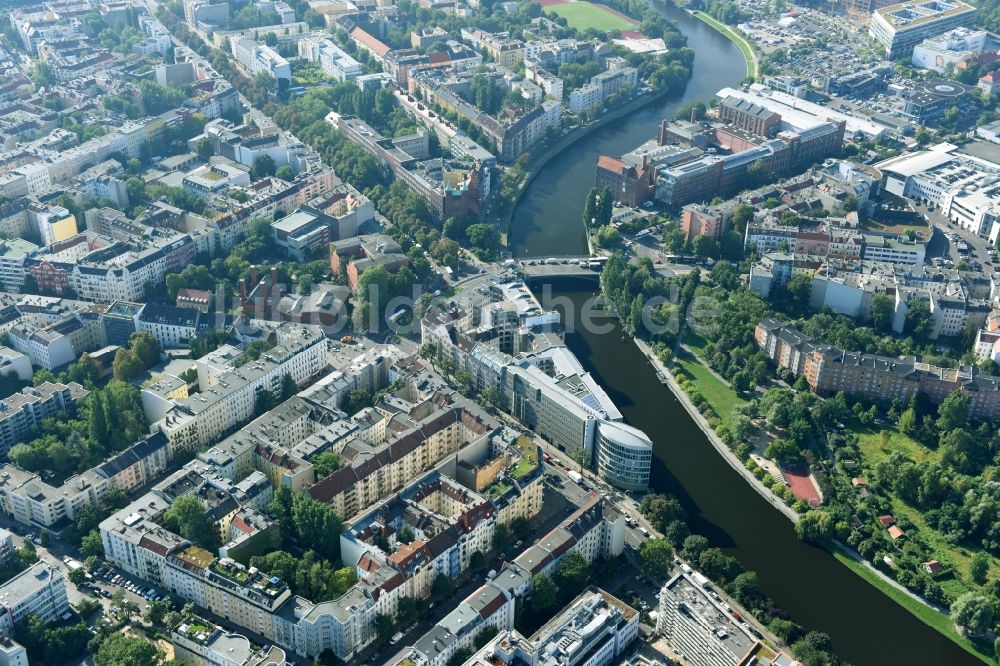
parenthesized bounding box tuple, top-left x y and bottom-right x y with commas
(543, 1, 638, 33)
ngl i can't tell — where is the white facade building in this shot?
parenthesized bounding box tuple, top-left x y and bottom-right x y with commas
(0, 562, 69, 634)
(911, 27, 988, 71)
(230, 37, 291, 83)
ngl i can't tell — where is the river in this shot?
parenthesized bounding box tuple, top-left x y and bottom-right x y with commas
(509, 1, 746, 258)
(510, 4, 982, 665)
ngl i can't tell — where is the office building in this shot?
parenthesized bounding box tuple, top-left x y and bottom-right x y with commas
(911, 26, 988, 71)
(870, 0, 977, 59)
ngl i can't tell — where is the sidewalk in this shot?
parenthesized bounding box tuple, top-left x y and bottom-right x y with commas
(637, 339, 944, 615)
(636, 338, 799, 523)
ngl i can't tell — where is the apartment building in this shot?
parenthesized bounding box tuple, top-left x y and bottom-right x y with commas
(0, 562, 69, 634)
(298, 35, 361, 82)
(528, 587, 639, 666)
(0, 382, 88, 458)
(657, 570, 760, 666)
(0, 636, 27, 666)
(23, 231, 197, 304)
(0, 347, 30, 382)
(230, 37, 291, 83)
(136, 304, 202, 349)
(94, 432, 171, 495)
(329, 112, 490, 220)
(143, 325, 329, 453)
(756, 318, 1000, 419)
(407, 65, 562, 163)
(328, 232, 409, 292)
(307, 397, 496, 519)
(171, 616, 289, 666)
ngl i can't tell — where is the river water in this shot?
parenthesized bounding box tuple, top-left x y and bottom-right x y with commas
(509, 1, 746, 258)
(511, 4, 982, 665)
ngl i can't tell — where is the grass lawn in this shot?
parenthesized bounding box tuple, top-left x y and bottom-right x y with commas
(854, 425, 933, 465)
(852, 421, 999, 604)
(831, 549, 993, 664)
(674, 352, 747, 425)
(545, 2, 637, 33)
(692, 11, 757, 78)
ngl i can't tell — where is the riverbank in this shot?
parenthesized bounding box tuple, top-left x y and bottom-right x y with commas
(832, 548, 992, 663)
(690, 10, 758, 79)
(636, 339, 994, 664)
(502, 85, 671, 251)
(634, 338, 798, 522)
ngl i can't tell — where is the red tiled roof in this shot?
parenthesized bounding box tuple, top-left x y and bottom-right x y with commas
(351, 27, 391, 58)
(596, 155, 628, 175)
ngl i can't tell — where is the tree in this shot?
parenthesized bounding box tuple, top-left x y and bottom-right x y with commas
(731, 204, 754, 233)
(276, 165, 295, 181)
(375, 613, 394, 642)
(254, 389, 277, 416)
(431, 574, 454, 600)
(466, 224, 501, 260)
(251, 154, 277, 179)
(552, 551, 590, 595)
(163, 495, 218, 550)
(681, 534, 709, 560)
(196, 137, 214, 160)
(640, 494, 687, 533)
(530, 573, 557, 612)
(969, 552, 990, 585)
(870, 293, 894, 333)
(692, 234, 716, 260)
(94, 634, 164, 666)
(342, 388, 373, 415)
(905, 299, 935, 341)
(794, 509, 836, 544)
(764, 438, 801, 464)
(950, 592, 996, 638)
(144, 599, 170, 627)
(68, 567, 87, 585)
(937, 391, 971, 432)
(597, 186, 614, 227)
(785, 274, 812, 311)
(250, 550, 298, 583)
(128, 332, 160, 369)
(639, 538, 673, 578)
(726, 571, 761, 606)
(312, 450, 342, 477)
(280, 373, 298, 401)
(81, 530, 104, 558)
(582, 188, 598, 227)
(290, 494, 342, 560)
(112, 348, 143, 381)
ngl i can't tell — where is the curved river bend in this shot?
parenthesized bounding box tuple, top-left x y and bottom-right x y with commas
(513, 5, 982, 666)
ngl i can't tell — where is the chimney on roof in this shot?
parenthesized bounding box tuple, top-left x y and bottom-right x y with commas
(239, 279, 246, 301)
(271, 266, 277, 286)
(250, 265, 257, 285)
(690, 107, 697, 123)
